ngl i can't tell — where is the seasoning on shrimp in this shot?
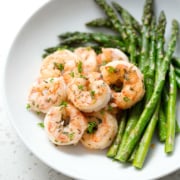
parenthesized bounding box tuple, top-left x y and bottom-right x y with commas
(81, 111, 118, 149)
(27, 77, 67, 113)
(40, 49, 78, 78)
(74, 47, 98, 74)
(100, 60, 145, 109)
(44, 103, 88, 145)
(67, 73, 111, 113)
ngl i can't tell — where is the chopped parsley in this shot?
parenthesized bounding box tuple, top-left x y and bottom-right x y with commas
(36, 111, 41, 115)
(107, 105, 113, 112)
(78, 85, 84, 90)
(68, 132, 75, 141)
(108, 66, 116, 73)
(69, 71, 75, 77)
(123, 96, 130, 102)
(54, 62, 64, 71)
(38, 122, 44, 128)
(87, 121, 97, 134)
(26, 103, 31, 110)
(77, 61, 83, 73)
(90, 90, 95, 97)
(79, 74, 86, 79)
(60, 101, 68, 107)
(49, 78, 54, 83)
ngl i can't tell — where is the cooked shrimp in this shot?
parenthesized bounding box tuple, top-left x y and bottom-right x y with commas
(97, 48, 129, 66)
(100, 60, 145, 109)
(28, 77, 66, 113)
(74, 47, 98, 74)
(81, 111, 118, 149)
(44, 103, 88, 145)
(40, 49, 78, 78)
(67, 73, 111, 112)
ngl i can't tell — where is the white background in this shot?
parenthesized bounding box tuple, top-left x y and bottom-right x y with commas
(0, 0, 179, 180)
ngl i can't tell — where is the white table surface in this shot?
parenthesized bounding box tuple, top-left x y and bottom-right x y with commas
(0, 0, 179, 180)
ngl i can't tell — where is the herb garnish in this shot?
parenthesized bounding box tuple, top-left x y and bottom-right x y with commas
(60, 101, 68, 107)
(38, 122, 44, 128)
(77, 61, 83, 73)
(50, 78, 54, 83)
(107, 105, 113, 112)
(123, 96, 130, 102)
(90, 90, 95, 97)
(68, 132, 75, 140)
(26, 104, 31, 110)
(87, 121, 97, 134)
(70, 71, 75, 77)
(108, 66, 116, 73)
(78, 85, 84, 90)
(54, 62, 64, 71)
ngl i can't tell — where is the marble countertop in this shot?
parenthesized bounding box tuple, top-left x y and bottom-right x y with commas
(0, 1, 179, 180)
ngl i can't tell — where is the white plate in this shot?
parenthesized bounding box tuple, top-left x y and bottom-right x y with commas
(3, 0, 180, 179)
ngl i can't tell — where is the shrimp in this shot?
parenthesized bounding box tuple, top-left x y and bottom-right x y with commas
(81, 111, 118, 149)
(74, 47, 98, 74)
(40, 49, 78, 78)
(44, 103, 88, 145)
(97, 48, 129, 67)
(100, 60, 145, 109)
(27, 77, 66, 113)
(67, 73, 111, 113)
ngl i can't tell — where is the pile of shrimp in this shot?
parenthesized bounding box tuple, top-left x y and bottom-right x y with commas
(27, 47, 145, 150)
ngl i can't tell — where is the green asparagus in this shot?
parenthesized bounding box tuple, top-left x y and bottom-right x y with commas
(107, 111, 127, 158)
(115, 20, 179, 162)
(112, 1, 141, 32)
(165, 65, 177, 153)
(133, 101, 160, 168)
(94, 0, 127, 42)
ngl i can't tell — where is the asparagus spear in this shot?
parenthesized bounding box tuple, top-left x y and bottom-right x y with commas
(158, 104, 167, 142)
(60, 33, 91, 45)
(176, 75, 180, 88)
(107, 111, 127, 158)
(133, 101, 160, 168)
(112, 1, 141, 32)
(59, 32, 127, 51)
(86, 18, 112, 28)
(155, 11, 167, 82)
(94, 0, 127, 42)
(124, 15, 138, 64)
(139, 0, 153, 69)
(176, 120, 180, 133)
(174, 66, 180, 76)
(144, 17, 156, 103)
(139, 0, 154, 104)
(172, 57, 180, 68)
(115, 20, 179, 162)
(115, 103, 142, 159)
(59, 31, 82, 39)
(165, 64, 177, 153)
